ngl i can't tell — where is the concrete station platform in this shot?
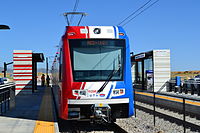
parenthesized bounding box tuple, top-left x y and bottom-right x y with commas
(0, 86, 59, 133)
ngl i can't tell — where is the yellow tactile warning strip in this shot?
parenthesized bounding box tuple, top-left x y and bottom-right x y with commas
(135, 91, 200, 106)
(34, 87, 55, 133)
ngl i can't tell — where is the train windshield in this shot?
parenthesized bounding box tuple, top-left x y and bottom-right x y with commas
(69, 39, 125, 81)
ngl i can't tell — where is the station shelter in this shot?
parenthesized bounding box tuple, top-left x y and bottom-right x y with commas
(13, 50, 44, 95)
(131, 50, 171, 92)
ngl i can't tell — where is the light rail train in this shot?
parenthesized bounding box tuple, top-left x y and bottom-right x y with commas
(52, 26, 134, 123)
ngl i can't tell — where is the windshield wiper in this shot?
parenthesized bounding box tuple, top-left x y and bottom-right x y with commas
(97, 70, 117, 93)
(97, 55, 121, 93)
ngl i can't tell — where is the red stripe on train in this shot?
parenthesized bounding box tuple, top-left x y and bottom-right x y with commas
(86, 26, 90, 38)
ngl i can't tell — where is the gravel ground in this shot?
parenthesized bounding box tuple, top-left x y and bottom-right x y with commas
(59, 101, 200, 133)
(116, 109, 182, 133)
(114, 102, 200, 133)
(88, 101, 200, 133)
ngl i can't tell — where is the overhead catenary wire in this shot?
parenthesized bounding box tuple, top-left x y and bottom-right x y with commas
(121, 0, 160, 26)
(118, 0, 153, 26)
(70, 0, 79, 23)
(118, 0, 159, 26)
(70, 0, 80, 24)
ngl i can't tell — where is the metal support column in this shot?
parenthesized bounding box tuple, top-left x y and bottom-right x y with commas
(183, 98, 186, 133)
(153, 92, 156, 126)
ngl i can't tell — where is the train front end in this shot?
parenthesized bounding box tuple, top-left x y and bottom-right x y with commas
(61, 26, 134, 123)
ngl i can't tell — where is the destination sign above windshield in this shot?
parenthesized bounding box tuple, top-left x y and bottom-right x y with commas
(70, 39, 125, 47)
(86, 40, 107, 45)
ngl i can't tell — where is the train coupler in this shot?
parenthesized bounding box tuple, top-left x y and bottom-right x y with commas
(90, 103, 111, 124)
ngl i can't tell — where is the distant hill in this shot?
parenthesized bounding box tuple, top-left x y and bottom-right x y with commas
(171, 70, 200, 80)
(172, 71, 200, 75)
(0, 67, 13, 73)
(37, 68, 46, 73)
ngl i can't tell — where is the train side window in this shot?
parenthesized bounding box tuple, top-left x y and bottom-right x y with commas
(59, 48, 63, 81)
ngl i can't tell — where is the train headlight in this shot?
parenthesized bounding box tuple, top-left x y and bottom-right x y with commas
(93, 28, 101, 34)
(119, 33, 125, 36)
(72, 90, 87, 97)
(68, 32, 75, 36)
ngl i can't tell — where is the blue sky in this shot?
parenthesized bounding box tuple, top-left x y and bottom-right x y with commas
(0, 0, 200, 71)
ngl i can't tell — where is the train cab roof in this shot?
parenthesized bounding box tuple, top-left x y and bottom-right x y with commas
(64, 26, 126, 39)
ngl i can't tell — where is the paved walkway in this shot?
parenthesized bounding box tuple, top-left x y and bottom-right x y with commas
(0, 86, 59, 133)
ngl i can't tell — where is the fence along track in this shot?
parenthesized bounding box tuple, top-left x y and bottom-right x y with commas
(135, 93, 200, 133)
(0, 82, 15, 114)
(135, 103, 200, 132)
(0, 82, 15, 89)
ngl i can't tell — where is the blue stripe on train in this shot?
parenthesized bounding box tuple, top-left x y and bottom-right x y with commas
(118, 26, 134, 117)
(106, 84, 114, 99)
(113, 26, 117, 38)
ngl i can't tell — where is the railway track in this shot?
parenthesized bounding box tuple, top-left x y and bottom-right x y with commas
(58, 120, 128, 133)
(135, 101, 200, 132)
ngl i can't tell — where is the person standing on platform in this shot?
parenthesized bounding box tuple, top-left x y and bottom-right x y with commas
(41, 74, 45, 87)
(46, 75, 50, 87)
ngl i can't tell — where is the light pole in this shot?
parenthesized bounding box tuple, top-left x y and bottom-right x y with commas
(46, 57, 48, 76)
(0, 25, 10, 30)
(1, 24, 10, 77)
(2, 62, 13, 77)
(46, 56, 55, 76)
